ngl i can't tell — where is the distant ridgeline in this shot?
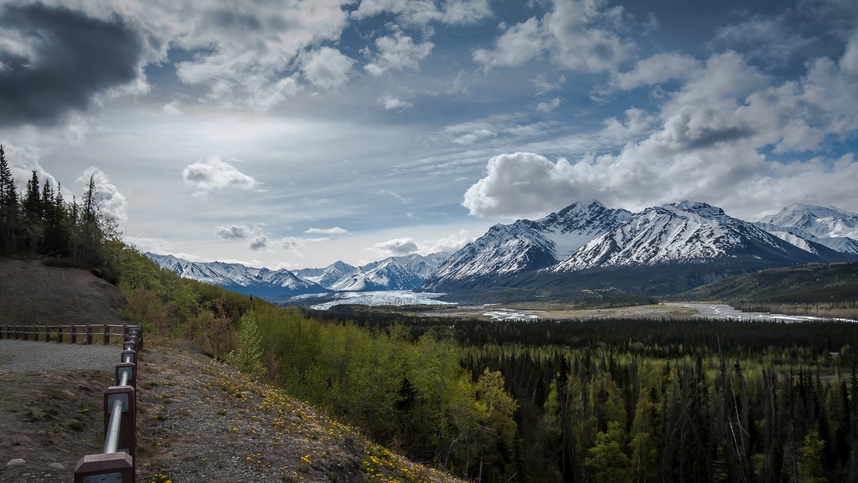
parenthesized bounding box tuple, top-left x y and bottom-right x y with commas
(0, 145, 120, 281)
(149, 200, 858, 303)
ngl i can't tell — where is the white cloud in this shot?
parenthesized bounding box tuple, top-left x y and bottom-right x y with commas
(371, 237, 419, 256)
(710, 16, 812, 65)
(351, 0, 490, 26)
(472, 17, 544, 69)
(533, 74, 565, 95)
(463, 41, 858, 220)
(423, 229, 474, 253)
(609, 53, 701, 91)
(163, 100, 182, 115)
(215, 224, 269, 251)
(170, 0, 350, 107)
(182, 155, 258, 197)
(301, 47, 355, 90)
(463, 152, 579, 218)
(536, 98, 561, 113)
(305, 227, 350, 235)
(77, 166, 128, 222)
(453, 128, 496, 145)
(381, 95, 413, 111)
(215, 224, 253, 240)
(473, 0, 633, 73)
(365, 30, 433, 77)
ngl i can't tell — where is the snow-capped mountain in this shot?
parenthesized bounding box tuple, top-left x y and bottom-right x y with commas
(145, 253, 324, 297)
(328, 253, 449, 291)
(146, 251, 449, 298)
(551, 201, 842, 272)
(423, 200, 855, 292)
(422, 200, 632, 289)
(295, 261, 355, 288)
(756, 204, 858, 255)
(759, 204, 858, 239)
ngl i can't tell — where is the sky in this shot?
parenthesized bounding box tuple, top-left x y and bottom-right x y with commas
(1, 0, 857, 270)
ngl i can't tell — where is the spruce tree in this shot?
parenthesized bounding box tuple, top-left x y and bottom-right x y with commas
(0, 145, 19, 252)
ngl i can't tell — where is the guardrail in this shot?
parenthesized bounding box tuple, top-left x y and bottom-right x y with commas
(0, 323, 136, 346)
(0, 323, 144, 482)
(71, 324, 142, 483)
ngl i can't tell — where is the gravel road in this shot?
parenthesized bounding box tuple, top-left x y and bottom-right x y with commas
(0, 339, 121, 374)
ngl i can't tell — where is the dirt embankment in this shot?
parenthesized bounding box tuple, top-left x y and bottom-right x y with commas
(0, 258, 125, 326)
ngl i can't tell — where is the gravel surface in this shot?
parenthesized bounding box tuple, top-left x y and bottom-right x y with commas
(0, 339, 121, 374)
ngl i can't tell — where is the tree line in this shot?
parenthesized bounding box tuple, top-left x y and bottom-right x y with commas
(0, 145, 119, 280)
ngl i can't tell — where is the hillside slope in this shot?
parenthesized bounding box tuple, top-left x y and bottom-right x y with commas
(678, 262, 858, 303)
(0, 258, 125, 326)
(0, 257, 461, 482)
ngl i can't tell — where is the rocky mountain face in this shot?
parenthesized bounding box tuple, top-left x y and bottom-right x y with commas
(422, 200, 632, 290)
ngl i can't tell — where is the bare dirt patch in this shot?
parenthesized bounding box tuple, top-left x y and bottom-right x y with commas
(0, 258, 125, 326)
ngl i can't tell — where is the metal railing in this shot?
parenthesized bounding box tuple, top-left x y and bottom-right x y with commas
(75, 325, 142, 483)
(1, 323, 143, 481)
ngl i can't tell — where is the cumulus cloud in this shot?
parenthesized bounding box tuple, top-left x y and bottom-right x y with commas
(215, 224, 269, 251)
(364, 30, 433, 77)
(473, 0, 632, 73)
(463, 41, 858, 220)
(463, 152, 579, 218)
(301, 47, 355, 90)
(0, 4, 144, 126)
(77, 166, 128, 222)
(372, 237, 420, 256)
(182, 155, 258, 197)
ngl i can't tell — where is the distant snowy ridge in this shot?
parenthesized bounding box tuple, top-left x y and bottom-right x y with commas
(145, 253, 323, 297)
(145, 251, 449, 299)
(756, 204, 858, 255)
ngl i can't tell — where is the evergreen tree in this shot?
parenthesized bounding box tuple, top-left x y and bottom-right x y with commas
(0, 145, 19, 252)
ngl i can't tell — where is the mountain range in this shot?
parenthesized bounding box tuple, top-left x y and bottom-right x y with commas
(148, 200, 858, 301)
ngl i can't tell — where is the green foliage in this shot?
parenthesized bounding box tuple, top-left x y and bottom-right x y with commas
(226, 309, 264, 381)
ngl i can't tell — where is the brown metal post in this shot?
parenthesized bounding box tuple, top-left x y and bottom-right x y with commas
(44, 325, 50, 342)
(115, 362, 137, 390)
(103, 385, 136, 459)
(57, 325, 63, 343)
(71, 325, 77, 344)
(86, 325, 93, 345)
(74, 452, 134, 483)
(103, 323, 110, 345)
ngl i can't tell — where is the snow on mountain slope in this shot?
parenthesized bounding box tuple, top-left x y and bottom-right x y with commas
(295, 261, 355, 288)
(145, 253, 323, 296)
(756, 205, 858, 255)
(759, 204, 858, 239)
(422, 200, 632, 289)
(552, 201, 836, 272)
(328, 253, 448, 291)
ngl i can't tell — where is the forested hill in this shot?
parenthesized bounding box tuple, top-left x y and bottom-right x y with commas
(679, 262, 858, 304)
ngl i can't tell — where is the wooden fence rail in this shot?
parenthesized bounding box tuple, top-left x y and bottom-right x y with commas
(0, 323, 142, 347)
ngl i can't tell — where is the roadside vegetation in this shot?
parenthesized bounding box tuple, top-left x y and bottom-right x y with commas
(4, 145, 858, 481)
